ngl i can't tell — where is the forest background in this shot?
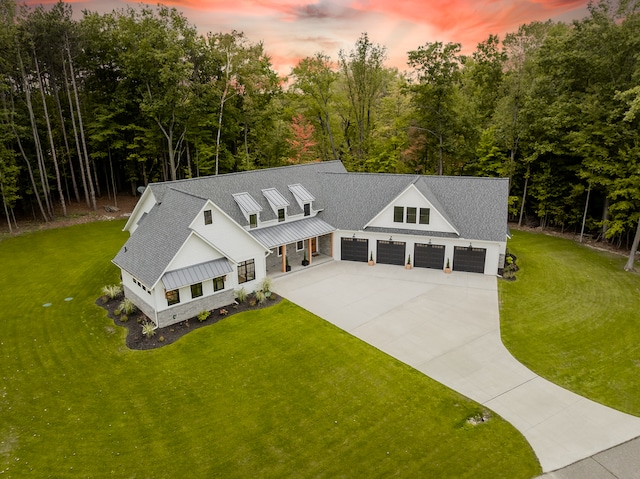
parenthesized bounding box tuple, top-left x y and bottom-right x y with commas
(0, 0, 639, 257)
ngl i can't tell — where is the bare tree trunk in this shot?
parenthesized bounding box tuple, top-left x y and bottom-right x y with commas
(579, 183, 591, 243)
(325, 110, 338, 161)
(1, 182, 12, 233)
(66, 36, 96, 211)
(6, 112, 48, 222)
(18, 49, 52, 219)
(63, 54, 89, 207)
(624, 218, 640, 271)
(518, 164, 530, 227)
(109, 147, 117, 208)
(34, 51, 66, 216)
(52, 73, 80, 203)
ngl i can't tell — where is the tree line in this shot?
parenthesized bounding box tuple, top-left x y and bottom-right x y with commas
(0, 0, 639, 265)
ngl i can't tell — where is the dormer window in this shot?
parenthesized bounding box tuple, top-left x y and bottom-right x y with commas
(304, 203, 311, 216)
(278, 208, 285, 222)
(250, 214, 258, 229)
(204, 209, 212, 225)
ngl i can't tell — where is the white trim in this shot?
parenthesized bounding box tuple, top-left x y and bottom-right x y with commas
(364, 183, 460, 236)
(123, 186, 154, 232)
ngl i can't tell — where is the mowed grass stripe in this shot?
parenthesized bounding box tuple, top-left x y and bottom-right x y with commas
(500, 230, 640, 416)
(0, 221, 539, 478)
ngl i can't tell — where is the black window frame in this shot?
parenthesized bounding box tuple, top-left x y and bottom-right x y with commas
(303, 203, 311, 216)
(394, 206, 404, 223)
(249, 213, 258, 229)
(238, 259, 256, 284)
(213, 276, 225, 292)
(204, 209, 213, 225)
(166, 289, 180, 306)
(419, 208, 430, 225)
(191, 282, 203, 298)
(406, 207, 417, 224)
(278, 208, 285, 222)
(296, 240, 304, 251)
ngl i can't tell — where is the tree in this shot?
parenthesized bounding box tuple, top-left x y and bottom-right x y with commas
(291, 53, 339, 161)
(286, 114, 317, 164)
(407, 41, 462, 175)
(338, 33, 387, 170)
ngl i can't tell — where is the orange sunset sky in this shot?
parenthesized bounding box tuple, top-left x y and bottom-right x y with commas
(29, 0, 591, 74)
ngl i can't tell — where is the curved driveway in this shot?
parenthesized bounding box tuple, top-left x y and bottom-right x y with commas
(273, 261, 640, 474)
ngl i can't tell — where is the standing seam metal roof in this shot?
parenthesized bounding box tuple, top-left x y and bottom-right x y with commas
(262, 188, 290, 208)
(249, 216, 336, 249)
(161, 258, 233, 290)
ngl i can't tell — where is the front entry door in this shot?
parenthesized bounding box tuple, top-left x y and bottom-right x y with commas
(311, 237, 318, 255)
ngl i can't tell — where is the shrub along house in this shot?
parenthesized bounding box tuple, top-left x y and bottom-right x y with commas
(112, 161, 509, 328)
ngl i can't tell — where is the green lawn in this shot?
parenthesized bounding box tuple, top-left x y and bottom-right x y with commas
(0, 220, 540, 478)
(500, 230, 640, 416)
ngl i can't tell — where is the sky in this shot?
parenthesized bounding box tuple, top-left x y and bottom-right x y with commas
(31, 0, 591, 75)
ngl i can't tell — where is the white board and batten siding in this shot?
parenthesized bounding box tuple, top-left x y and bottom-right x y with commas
(366, 184, 457, 234)
(187, 202, 268, 291)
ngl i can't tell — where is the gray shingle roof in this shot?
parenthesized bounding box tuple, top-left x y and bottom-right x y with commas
(112, 188, 208, 288)
(115, 161, 508, 286)
(148, 161, 347, 225)
(316, 171, 508, 242)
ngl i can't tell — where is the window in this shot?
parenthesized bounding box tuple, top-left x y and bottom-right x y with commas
(419, 208, 430, 225)
(303, 203, 311, 216)
(296, 240, 304, 251)
(278, 208, 285, 222)
(406, 207, 417, 224)
(213, 276, 225, 292)
(204, 209, 212, 225)
(238, 259, 255, 284)
(277, 246, 283, 257)
(191, 283, 203, 298)
(166, 289, 180, 306)
(394, 206, 404, 223)
(249, 213, 258, 229)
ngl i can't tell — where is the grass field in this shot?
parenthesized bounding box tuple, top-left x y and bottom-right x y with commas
(500, 230, 640, 416)
(0, 220, 540, 478)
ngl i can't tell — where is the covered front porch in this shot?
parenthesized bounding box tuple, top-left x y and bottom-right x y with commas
(249, 216, 335, 276)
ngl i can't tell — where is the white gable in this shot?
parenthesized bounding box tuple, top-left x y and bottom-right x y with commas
(189, 201, 268, 263)
(365, 184, 458, 235)
(167, 233, 226, 271)
(124, 187, 157, 235)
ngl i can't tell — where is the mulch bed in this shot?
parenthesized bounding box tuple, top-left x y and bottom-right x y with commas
(97, 292, 282, 350)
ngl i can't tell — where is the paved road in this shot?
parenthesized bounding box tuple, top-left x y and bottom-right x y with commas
(273, 261, 640, 474)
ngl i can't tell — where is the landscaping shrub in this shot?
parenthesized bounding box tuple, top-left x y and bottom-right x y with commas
(141, 321, 156, 338)
(119, 297, 137, 315)
(101, 284, 122, 300)
(255, 290, 266, 305)
(235, 287, 247, 303)
(260, 276, 272, 293)
(197, 310, 211, 322)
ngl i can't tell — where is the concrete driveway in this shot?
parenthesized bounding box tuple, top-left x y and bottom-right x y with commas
(272, 260, 640, 474)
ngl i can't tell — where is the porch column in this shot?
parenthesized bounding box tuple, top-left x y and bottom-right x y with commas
(281, 244, 287, 273)
(307, 238, 312, 265)
(330, 232, 334, 257)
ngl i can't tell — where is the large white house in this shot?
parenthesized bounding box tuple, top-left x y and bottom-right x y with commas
(112, 161, 509, 328)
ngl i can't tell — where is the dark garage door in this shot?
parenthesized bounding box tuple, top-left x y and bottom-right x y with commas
(341, 237, 369, 262)
(377, 240, 406, 266)
(414, 243, 445, 269)
(453, 246, 486, 273)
